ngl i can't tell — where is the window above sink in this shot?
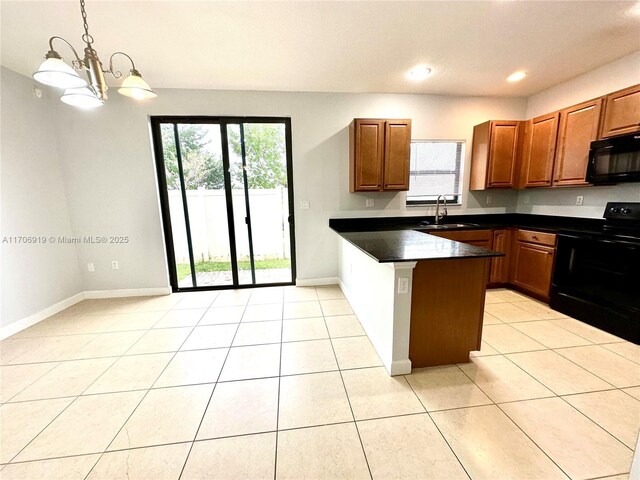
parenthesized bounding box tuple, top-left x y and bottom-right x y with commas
(406, 140, 465, 206)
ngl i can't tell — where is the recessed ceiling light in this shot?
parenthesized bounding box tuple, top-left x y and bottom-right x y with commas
(507, 70, 527, 82)
(406, 65, 432, 81)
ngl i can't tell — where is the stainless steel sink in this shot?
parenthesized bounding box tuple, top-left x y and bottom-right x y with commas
(419, 223, 479, 230)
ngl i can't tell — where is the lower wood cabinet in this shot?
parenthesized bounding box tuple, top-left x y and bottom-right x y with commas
(427, 227, 556, 300)
(510, 229, 556, 301)
(429, 229, 491, 247)
(489, 229, 511, 284)
(428, 229, 501, 284)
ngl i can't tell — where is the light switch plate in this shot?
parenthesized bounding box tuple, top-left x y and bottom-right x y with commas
(365, 198, 375, 208)
(87, 263, 95, 272)
(300, 200, 310, 210)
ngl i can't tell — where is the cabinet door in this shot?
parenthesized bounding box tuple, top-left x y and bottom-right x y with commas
(600, 84, 640, 138)
(512, 241, 555, 299)
(522, 112, 559, 187)
(383, 120, 411, 190)
(554, 99, 602, 186)
(352, 120, 385, 191)
(487, 121, 520, 187)
(490, 229, 511, 284)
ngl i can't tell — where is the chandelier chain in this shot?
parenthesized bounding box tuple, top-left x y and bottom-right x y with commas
(80, 0, 94, 46)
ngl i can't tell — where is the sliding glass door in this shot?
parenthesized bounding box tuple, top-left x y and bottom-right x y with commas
(151, 117, 295, 291)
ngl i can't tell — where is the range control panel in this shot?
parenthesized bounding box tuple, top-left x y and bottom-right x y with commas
(604, 202, 640, 221)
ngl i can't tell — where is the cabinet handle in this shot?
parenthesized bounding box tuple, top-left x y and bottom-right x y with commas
(531, 235, 538, 239)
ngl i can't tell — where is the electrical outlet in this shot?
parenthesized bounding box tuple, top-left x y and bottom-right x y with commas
(111, 260, 119, 270)
(300, 200, 310, 210)
(87, 263, 95, 272)
(397, 277, 409, 294)
(576, 195, 584, 206)
(486, 195, 492, 205)
(365, 198, 375, 208)
(524, 194, 530, 205)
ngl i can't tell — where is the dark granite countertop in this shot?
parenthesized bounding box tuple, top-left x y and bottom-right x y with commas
(330, 213, 607, 263)
(330, 213, 605, 234)
(336, 229, 502, 263)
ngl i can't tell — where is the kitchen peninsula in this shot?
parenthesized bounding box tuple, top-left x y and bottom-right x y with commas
(331, 222, 501, 375)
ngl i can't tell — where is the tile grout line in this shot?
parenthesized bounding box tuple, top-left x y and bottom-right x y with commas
(549, 346, 634, 389)
(554, 394, 635, 453)
(273, 298, 285, 480)
(175, 296, 250, 480)
(476, 297, 637, 472)
(494, 401, 594, 479)
(321, 305, 374, 480)
(2, 300, 188, 462)
(81, 300, 215, 480)
(5, 343, 128, 464)
(454, 360, 573, 479)
(4, 289, 633, 474)
(402, 371, 472, 480)
(599, 342, 640, 365)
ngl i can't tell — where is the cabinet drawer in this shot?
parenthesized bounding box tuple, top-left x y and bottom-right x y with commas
(516, 229, 556, 246)
(429, 229, 492, 243)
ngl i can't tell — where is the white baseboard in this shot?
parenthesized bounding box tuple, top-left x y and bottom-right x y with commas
(83, 287, 172, 299)
(1, 287, 172, 340)
(296, 277, 339, 287)
(389, 359, 412, 376)
(0, 292, 84, 340)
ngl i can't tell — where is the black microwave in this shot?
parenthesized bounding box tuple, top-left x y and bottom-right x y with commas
(587, 133, 640, 184)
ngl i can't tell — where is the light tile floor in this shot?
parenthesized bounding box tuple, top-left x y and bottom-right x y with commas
(0, 286, 638, 479)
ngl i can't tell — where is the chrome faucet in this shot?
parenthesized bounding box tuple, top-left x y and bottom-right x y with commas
(434, 195, 448, 225)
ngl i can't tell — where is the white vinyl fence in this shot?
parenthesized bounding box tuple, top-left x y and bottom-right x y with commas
(168, 188, 290, 264)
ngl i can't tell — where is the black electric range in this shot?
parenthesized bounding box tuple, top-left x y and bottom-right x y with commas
(550, 202, 640, 344)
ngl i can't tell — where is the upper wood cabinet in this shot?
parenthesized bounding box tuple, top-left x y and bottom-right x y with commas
(470, 120, 521, 190)
(553, 98, 602, 186)
(521, 112, 559, 187)
(599, 84, 640, 139)
(349, 118, 411, 192)
(383, 120, 412, 190)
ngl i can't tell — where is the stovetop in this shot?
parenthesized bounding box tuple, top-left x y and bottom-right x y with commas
(560, 202, 640, 242)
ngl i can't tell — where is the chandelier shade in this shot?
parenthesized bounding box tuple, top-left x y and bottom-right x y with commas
(33, 57, 88, 89)
(60, 87, 104, 109)
(32, 0, 156, 109)
(118, 70, 157, 99)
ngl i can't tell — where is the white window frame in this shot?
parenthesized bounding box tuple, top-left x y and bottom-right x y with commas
(406, 139, 465, 206)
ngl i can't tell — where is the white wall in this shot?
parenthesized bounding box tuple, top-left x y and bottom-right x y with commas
(0, 67, 83, 327)
(50, 85, 525, 289)
(518, 51, 640, 218)
(338, 238, 414, 375)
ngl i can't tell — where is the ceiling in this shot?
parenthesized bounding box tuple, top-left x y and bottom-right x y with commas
(2, 1, 639, 97)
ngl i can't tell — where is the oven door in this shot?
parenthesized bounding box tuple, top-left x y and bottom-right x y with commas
(551, 232, 640, 343)
(587, 134, 640, 184)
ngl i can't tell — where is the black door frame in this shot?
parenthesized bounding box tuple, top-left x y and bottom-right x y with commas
(150, 116, 297, 292)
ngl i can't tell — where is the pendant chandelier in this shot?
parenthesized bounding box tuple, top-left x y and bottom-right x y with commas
(33, 0, 156, 109)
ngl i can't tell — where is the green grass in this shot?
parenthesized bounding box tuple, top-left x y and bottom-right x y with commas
(177, 258, 291, 281)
